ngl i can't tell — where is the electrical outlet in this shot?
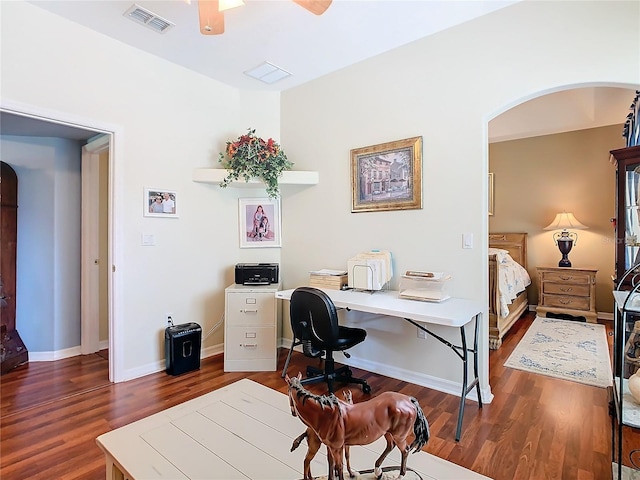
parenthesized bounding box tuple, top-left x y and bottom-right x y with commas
(417, 327, 427, 339)
(166, 313, 173, 325)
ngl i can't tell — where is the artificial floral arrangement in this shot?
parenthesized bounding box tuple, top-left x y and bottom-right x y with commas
(218, 128, 293, 198)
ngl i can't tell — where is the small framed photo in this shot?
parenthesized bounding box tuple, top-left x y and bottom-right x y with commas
(239, 198, 281, 248)
(351, 136, 422, 213)
(144, 188, 179, 218)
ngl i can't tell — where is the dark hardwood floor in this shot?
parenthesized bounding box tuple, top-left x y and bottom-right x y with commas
(0, 312, 635, 479)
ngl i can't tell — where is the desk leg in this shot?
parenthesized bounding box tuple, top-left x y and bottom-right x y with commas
(456, 325, 468, 442)
(473, 313, 483, 409)
(403, 316, 482, 442)
(455, 314, 482, 442)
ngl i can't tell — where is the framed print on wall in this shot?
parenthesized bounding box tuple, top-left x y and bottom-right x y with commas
(144, 188, 179, 218)
(351, 136, 422, 213)
(239, 198, 281, 248)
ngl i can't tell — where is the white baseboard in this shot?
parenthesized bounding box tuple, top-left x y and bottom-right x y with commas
(30, 346, 82, 362)
(201, 344, 224, 359)
(121, 343, 224, 382)
(29, 342, 225, 383)
(30, 340, 107, 362)
(278, 339, 493, 404)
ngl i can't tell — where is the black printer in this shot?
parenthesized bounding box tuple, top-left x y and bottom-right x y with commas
(235, 263, 279, 285)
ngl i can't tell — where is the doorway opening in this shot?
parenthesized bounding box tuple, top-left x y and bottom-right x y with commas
(485, 85, 637, 351)
(0, 103, 122, 382)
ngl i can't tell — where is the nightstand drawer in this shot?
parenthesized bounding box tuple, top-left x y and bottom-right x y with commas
(541, 271, 592, 285)
(536, 266, 598, 323)
(542, 294, 590, 311)
(543, 282, 590, 297)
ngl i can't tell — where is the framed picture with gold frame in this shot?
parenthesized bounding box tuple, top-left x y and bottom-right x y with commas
(488, 173, 495, 216)
(350, 136, 422, 213)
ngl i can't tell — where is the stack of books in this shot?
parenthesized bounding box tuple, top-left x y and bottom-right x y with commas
(309, 269, 348, 290)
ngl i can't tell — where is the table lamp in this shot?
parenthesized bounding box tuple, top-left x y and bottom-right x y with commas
(544, 211, 588, 267)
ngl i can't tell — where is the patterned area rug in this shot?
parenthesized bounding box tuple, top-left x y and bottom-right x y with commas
(613, 463, 640, 480)
(504, 317, 612, 388)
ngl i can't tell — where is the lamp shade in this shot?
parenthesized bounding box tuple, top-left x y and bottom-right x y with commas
(544, 212, 588, 231)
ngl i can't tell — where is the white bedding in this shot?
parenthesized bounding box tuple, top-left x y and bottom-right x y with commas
(489, 248, 531, 318)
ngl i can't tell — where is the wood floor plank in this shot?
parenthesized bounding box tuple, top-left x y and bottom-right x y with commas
(0, 313, 637, 479)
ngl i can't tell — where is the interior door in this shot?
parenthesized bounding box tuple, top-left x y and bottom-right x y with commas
(81, 135, 110, 354)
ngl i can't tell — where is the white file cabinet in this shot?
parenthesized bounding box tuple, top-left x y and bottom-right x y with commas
(224, 284, 278, 372)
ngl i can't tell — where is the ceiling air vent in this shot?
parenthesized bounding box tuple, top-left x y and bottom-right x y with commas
(244, 62, 292, 85)
(124, 4, 174, 34)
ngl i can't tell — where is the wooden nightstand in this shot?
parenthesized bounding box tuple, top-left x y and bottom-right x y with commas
(536, 266, 598, 323)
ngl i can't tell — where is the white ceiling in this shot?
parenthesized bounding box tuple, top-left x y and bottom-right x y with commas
(489, 87, 635, 143)
(3, 1, 636, 141)
(26, 0, 518, 92)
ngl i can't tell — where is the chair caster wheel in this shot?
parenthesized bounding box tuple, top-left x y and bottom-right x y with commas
(362, 384, 371, 394)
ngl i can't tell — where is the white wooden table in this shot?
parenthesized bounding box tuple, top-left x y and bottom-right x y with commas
(96, 379, 491, 479)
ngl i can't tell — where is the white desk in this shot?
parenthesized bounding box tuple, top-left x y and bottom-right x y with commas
(276, 288, 484, 441)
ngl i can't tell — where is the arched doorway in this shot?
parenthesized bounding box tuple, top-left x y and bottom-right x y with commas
(486, 85, 637, 345)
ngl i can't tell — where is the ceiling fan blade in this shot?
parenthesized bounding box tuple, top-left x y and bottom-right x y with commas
(293, 0, 332, 15)
(198, 0, 225, 35)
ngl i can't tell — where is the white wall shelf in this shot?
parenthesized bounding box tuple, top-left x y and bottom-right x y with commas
(192, 168, 319, 187)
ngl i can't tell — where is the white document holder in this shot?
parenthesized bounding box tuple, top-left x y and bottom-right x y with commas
(347, 250, 392, 291)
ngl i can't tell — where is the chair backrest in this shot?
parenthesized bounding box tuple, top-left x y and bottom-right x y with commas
(290, 287, 340, 348)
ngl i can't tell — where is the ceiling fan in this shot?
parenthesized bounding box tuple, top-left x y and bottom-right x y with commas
(197, 0, 332, 35)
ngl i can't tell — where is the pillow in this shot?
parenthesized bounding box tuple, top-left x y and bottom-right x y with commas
(489, 248, 513, 264)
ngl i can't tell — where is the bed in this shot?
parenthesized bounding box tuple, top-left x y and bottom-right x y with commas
(488, 232, 531, 349)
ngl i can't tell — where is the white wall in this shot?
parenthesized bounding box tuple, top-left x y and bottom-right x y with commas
(2, 0, 639, 398)
(280, 0, 640, 398)
(1, 0, 281, 380)
(0, 136, 82, 352)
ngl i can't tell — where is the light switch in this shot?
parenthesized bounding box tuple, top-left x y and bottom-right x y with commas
(142, 233, 156, 246)
(462, 233, 473, 249)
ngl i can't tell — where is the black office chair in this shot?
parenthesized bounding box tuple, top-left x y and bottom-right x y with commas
(281, 287, 371, 394)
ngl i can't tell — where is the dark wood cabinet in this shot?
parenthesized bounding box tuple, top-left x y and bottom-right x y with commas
(612, 283, 640, 478)
(612, 145, 640, 287)
(0, 162, 28, 374)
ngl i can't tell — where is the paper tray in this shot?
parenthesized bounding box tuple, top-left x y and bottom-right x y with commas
(399, 290, 451, 303)
(399, 273, 451, 302)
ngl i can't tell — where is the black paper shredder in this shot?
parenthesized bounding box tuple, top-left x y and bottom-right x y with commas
(165, 322, 202, 376)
